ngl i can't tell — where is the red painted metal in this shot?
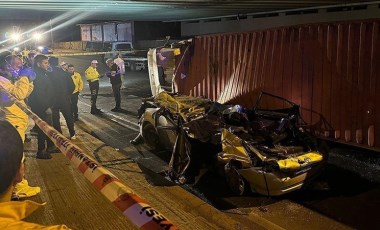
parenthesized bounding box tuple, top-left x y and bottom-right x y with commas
(174, 19, 380, 149)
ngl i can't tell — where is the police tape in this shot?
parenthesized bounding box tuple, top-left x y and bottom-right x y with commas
(48, 51, 112, 57)
(0, 86, 178, 230)
(48, 50, 147, 57)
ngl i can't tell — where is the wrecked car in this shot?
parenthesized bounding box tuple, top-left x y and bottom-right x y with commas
(137, 91, 325, 196)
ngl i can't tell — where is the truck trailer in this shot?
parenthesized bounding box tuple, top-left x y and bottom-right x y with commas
(149, 19, 380, 151)
(79, 21, 180, 71)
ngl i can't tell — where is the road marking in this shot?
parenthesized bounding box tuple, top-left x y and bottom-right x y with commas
(79, 100, 140, 131)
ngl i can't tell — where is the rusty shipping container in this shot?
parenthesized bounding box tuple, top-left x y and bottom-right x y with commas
(174, 19, 380, 149)
(80, 25, 91, 42)
(103, 23, 117, 42)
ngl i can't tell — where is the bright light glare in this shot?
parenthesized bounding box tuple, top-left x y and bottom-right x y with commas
(3, 7, 99, 50)
(13, 47, 20, 52)
(38, 46, 43, 51)
(11, 33, 21, 41)
(33, 33, 42, 40)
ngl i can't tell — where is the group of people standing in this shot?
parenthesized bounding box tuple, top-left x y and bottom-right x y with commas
(1, 53, 126, 161)
(85, 55, 125, 114)
(0, 52, 68, 224)
(30, 56, 84, 159)
(0, 52, 71, 229)
(0, 52, 126, 229)
(0, 52, 84, 173)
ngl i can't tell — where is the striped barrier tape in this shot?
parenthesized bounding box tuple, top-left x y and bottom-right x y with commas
(49, 51, 112, 57)
(0, 86, 178, 230)
(47, 50, 148, 57)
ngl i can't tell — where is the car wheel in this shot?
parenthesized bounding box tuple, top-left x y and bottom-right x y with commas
(142, 122, 161, 150)
(224, 161, 249, 196)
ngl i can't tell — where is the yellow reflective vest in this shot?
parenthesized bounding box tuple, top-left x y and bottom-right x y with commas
(85, 66, 100, 82)
(71, 72, 84, 93)
(0, 76, 33, 142)
(0, 200, 70, 229)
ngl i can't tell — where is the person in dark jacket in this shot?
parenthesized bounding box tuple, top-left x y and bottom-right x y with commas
(29, 54, 55, 159)
(105, 58, 122, 112)
(48, 57, 77, 140)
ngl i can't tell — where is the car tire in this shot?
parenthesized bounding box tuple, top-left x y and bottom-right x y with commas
(142, 122, 161, 150)
(224, 161, 249, 196)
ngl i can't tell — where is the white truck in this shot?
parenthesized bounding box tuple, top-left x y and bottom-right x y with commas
(103, 42, 148, 71)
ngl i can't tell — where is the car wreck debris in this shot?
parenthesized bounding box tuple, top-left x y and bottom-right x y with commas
(137, 91, 325, 196)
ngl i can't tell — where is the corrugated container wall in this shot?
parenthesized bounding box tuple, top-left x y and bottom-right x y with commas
(80, 25, 91, 41)
(117, 23, 133, 42)
(103, 23, 117, 42)
(174, 20, 380, 149)
(91, 25, 102, 42)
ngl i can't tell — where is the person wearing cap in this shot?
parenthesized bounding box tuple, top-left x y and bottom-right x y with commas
(0, 54, 36, 143)
(0, 55, 35, 142)
(0, 120, 70, 229)
(85, 60, 101, 114)
(68, 64, 83, 121)
(105, 58, 122, 112)
(0, 54, 42, 199)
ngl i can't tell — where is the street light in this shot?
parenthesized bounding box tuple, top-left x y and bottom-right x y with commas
(33, 32, 43, 50)
(33, 32, 42, 40)
(11, 33, 21, 42)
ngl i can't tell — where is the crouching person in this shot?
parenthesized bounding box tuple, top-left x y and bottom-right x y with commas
(0, 120, 70, 229)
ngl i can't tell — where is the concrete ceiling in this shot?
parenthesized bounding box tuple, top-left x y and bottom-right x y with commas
(0, 0, 368, 21)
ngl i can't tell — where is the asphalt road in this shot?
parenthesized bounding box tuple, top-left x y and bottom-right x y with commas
(61, 54, 380, 230)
